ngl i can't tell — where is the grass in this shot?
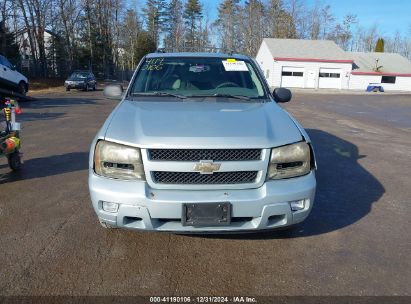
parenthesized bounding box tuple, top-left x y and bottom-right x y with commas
(29, 78, 63, 91)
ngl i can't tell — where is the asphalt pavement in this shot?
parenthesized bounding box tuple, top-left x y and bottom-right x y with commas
(0, 89, 410, 296)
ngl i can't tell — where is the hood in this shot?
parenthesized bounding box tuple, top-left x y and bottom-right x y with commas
(104, 99, 302, 149)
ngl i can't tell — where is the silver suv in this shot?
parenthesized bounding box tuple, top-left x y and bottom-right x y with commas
(89, 52, 316, 232)
(0, 55, 29, 95)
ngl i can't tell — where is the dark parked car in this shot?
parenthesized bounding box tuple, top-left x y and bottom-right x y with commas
(64, 71, 97, 91)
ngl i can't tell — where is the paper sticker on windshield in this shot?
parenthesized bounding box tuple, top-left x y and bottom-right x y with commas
(222, 60, 248, 72)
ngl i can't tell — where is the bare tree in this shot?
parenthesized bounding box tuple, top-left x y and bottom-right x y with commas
(306, 1, 321, 40)
(121, 9, 140, 69)
(319, 4, 334, 39)
(385, 31, 411, 59)
(56, 0, 81, 71)
(239, 0, 265, 56)
(3, 0, 410, 79)
(364, 24, 379, 52)
(283, 0, 304, 38)
(329, 14, 357, 50)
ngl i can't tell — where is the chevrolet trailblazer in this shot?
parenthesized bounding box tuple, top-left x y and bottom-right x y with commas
(88, 52, 316, 232)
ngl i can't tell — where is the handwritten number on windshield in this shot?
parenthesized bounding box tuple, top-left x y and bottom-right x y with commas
(142, 58, 164, 71)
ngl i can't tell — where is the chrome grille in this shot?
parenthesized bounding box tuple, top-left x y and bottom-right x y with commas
(148, 149, 261, 161)
(152, 171, 258, 185)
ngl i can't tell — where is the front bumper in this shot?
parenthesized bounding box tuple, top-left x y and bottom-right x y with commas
(65, 82, 86, 89)
(89, 171, 316, 232)
(89, 170, 316, 232)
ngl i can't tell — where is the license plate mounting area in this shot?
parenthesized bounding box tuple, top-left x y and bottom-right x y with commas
(182, 202, 231, 227)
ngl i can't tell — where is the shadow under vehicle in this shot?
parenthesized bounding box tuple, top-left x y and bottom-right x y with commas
(195, 128, 385, 239)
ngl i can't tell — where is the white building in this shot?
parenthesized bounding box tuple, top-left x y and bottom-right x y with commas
(16, 29, 56, 62)
(256, 38, 353, 90)
(256, 38, 411, 92)
(348, 52, 411, 91)
(15, 28, 60, 76)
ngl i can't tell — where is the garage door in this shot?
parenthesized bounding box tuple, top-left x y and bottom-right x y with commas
(319, 68, 342, 89)
(281, 67, 304, 88)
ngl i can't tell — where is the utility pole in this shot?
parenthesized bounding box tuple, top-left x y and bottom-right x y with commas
(0, 20, 6, 56)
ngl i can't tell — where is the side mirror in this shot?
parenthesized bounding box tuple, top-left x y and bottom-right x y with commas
(104, 84, 123, 100)
(273, 88, 292, 103)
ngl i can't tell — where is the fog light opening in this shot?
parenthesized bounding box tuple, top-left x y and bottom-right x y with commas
(290, 199, 305, 211)
(102, 201, 119, 213)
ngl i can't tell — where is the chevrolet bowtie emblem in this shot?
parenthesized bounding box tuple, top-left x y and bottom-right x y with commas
(193, 160, 221, 174)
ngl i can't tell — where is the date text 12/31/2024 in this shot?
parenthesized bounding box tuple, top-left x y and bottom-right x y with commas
(149, 296, 257, 303)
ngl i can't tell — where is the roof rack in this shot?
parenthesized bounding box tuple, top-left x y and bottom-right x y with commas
(155, 46, 237, 55)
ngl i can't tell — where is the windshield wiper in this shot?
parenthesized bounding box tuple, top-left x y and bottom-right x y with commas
(187, 93, 251, 101)
(131, 92, 187, 99)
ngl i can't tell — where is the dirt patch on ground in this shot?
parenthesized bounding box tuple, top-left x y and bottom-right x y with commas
(30, 79, 63, 91)
(30, 86, 65, 95)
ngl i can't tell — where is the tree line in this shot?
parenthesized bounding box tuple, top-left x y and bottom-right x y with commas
(0, 0, 410, 79)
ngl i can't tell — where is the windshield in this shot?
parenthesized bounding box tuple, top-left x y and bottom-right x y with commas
(130, 57, 266, 99)
(0, 55, 13, 68)
(69, 72, 88, 80)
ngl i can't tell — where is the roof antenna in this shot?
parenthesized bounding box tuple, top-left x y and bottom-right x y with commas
(374, 58, 383, 72)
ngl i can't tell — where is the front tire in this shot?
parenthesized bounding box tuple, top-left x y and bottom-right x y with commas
(17, 81, 27, 96)
(8, 152, 22, 171)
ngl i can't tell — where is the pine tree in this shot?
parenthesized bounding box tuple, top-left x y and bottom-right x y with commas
(143, 0, 167, 47)
(163, 0, 184, 51)
(135, 32, 157, 63)
(0, 21, 19, 63)
(215, 0, 240, 52)
(121, 9, 142, 69)
(375, 38, 385, 52)
(183, 0, 202, 50)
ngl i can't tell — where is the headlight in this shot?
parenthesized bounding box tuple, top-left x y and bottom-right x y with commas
(267, 142, 311, 180)
(94, 140, 145, 180)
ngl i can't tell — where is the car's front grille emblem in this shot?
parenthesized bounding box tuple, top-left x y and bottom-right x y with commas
(193, 160, 221, 174)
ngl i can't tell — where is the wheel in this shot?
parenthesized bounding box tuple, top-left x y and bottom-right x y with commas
(17, 81, 27, 96)
(8, 152, 22, 171)
(99, 219, 116, 229)
(93, 84, 97, 91)
(66, 87, 70, 92)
